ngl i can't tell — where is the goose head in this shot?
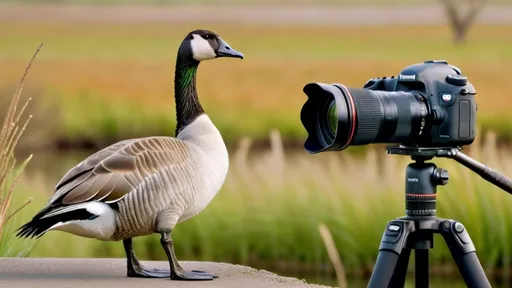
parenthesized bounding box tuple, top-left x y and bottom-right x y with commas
(179, 29, 244, 62)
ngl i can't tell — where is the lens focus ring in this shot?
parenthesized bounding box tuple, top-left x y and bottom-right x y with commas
(347, 88, 383, 145)
(335, 88, 427, 146)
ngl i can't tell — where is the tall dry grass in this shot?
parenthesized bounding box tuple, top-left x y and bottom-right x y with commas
(0, 44, 42, 253)
(319, 223, 347, 288)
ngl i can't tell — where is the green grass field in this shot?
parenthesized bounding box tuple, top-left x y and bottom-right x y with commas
(0, 22, 511, 150)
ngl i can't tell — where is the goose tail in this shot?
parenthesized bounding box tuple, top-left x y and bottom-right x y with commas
(15, 202, 105, 239)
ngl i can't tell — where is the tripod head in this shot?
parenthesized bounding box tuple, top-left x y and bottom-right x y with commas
(386, 145, 512, 217)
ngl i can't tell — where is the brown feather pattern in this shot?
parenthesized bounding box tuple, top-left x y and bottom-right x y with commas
(47, 136, 200, 239)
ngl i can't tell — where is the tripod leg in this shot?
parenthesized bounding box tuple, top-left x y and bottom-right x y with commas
(368, 250, 400, 288)
(368, 220, 413, 288)
(440, 220, 491, 288)
(415, 249, 429, 288)
(389, 248, 411, 287)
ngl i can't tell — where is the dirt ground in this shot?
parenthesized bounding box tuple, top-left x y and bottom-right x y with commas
(0, 258, 332, 288)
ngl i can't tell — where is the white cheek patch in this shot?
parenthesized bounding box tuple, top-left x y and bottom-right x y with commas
(190, 34, 216, 61)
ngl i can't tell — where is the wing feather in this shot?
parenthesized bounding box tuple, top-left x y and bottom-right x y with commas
(55, 139, 134, 191)
(47, 137, 189, 210)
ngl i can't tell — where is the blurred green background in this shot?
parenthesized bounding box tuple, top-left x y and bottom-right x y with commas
(1, 0, 512, 287)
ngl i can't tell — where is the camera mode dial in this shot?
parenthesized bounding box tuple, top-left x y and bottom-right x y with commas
(446, 74, 468, 86)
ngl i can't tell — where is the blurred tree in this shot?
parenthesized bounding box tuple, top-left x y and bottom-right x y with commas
(440, 0, 488, 44)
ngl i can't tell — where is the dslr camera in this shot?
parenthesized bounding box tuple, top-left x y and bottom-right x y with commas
(300, 60, 477, 154)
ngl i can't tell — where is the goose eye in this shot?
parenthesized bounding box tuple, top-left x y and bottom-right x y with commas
(204, 34, 210, 39)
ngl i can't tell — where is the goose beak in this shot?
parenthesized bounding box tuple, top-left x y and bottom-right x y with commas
(216, 38, 244, 59)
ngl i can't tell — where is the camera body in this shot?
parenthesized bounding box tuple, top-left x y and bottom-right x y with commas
(300, 60, 478, 154)
(363, 60, 477, 147)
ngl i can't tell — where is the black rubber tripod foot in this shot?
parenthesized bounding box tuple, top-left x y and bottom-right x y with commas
(367, 217, 491, 288)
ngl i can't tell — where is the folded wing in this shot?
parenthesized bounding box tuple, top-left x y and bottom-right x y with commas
(43, 137, 189, 213)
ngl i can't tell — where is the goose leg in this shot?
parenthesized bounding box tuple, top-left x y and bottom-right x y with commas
(123, 238, 170, 278)
(160, 229, 217, 281)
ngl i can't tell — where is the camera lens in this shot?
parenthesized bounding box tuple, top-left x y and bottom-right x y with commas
(301, 83, 428, 154)
(327, 101, 338, 134)
(301, 83, 355, 153)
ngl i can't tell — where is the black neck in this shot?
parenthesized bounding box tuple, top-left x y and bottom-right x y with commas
(174, 54, 204, 136)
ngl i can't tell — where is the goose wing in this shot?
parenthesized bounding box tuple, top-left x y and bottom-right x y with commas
(47, 137, 189, 207)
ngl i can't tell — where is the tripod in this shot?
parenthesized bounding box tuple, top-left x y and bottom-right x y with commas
(367, 146, 512, 288)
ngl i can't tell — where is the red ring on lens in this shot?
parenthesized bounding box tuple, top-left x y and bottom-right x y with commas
(335, 84, 357, 149)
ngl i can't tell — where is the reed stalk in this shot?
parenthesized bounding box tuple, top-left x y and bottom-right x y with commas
(0, 44, 42, 240)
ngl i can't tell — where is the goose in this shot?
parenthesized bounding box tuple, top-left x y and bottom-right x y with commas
(16, 29, 244, 281)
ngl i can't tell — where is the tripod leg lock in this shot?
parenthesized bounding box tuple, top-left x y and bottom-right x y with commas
(439, 219, 491, 287)
(378, 220, 414, 255)
(440, 220, 476, 254)
(368, 220, 415, 287)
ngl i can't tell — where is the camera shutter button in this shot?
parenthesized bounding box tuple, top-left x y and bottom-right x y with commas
(446, 74, 468, 86)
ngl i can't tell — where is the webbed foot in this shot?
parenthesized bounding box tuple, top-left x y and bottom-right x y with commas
(171, 268, 217, 281)
(128, 266, 170, 278)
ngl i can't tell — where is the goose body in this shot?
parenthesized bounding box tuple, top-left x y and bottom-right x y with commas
(17, 29, 243, 281)
(41, 114, 228, 241)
